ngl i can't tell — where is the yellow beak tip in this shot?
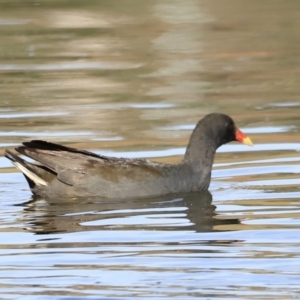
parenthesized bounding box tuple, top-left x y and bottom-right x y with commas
(242, 136, 253, 147)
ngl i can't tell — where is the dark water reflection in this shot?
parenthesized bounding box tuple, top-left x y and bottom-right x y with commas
(21, 192, 240, 235)
(1, 0, 300, 299)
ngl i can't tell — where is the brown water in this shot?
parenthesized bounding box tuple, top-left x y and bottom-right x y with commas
(1, 0, 300, 299)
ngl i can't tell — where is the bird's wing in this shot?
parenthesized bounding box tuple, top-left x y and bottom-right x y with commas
(16, 140, 166, 186)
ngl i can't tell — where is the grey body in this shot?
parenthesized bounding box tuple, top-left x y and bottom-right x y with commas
(33, 156, 212, 199)
(5, 113, 237, 199)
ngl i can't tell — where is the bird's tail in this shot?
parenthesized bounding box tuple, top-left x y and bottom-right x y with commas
(5, 150, 47, 187)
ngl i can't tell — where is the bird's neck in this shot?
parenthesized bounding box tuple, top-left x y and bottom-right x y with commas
(183, 123, 219, 173)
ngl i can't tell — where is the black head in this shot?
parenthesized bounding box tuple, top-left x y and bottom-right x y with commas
(184, 113, 252, 170)
(188, 113, 252, 151)
(200, 113, 238, 148)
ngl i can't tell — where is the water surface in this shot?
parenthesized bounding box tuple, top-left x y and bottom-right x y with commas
(0, 0, 300, 299)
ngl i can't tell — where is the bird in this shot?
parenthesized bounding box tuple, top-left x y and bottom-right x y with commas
(5, 113, 252, 199)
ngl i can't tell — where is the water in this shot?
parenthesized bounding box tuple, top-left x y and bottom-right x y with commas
(1, 0, 300, 299)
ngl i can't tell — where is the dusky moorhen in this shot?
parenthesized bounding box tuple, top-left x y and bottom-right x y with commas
(5, 113, 252, 199)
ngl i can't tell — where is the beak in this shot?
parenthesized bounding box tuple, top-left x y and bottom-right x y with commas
(235, 128, 253, 146)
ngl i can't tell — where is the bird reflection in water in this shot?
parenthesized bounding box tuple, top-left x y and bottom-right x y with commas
(19, 191, 240, 237)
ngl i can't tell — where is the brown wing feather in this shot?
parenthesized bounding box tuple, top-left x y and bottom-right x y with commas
(15, 141, 167, 186)
(22, 140, 109, 160)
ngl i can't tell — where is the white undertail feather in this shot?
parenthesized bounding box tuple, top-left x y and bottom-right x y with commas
(13, 162, 48, 186)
